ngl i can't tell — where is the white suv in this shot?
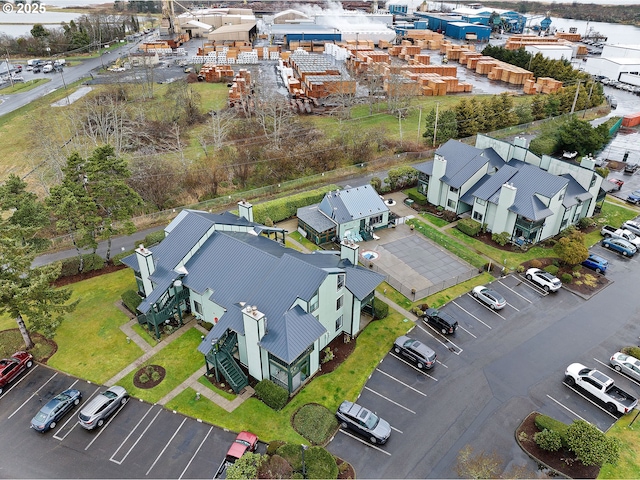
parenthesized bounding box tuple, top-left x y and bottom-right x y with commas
(525, 268, 561, 292)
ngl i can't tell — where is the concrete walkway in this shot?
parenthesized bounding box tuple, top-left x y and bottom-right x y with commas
(109, 315, 255, 412)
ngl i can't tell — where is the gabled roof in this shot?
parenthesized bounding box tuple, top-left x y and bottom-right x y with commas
(318, 185, 388, 224)
(297, 204, 337, 234)
(258, 306, 326, 363)
(561, 173, 593, 208)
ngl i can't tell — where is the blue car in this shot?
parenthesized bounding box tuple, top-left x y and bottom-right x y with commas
(626, 190, 640, 205)
(30, 388, 82, 432)
(582, 254, 608, 274)
(602, 237, 637, 257)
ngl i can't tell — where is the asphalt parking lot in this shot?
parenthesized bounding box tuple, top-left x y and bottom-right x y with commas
(328, 244, 640, 478)
(0, 365, 259, 479)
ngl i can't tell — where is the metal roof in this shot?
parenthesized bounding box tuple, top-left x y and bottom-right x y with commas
(561, 173, 593, 208)
(197, 308, 244, 354)
(297, 204, 337, 233)
(345, 265, 386, 300)
(318, 185, 389, 224)
(258, 306, 326, 363)
(466, 165, 518, 202)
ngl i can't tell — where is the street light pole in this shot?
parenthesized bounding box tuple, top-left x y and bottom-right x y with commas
(301, 444, 308, 478)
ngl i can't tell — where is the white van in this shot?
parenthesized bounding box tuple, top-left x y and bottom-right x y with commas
(42, 64, 53, 73)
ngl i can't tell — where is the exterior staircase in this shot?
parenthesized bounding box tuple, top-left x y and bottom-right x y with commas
(206, 332, 248, 393)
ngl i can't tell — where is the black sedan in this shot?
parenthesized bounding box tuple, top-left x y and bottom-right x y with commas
(31, 388, 82, 432)
(393, 335, 437, 369)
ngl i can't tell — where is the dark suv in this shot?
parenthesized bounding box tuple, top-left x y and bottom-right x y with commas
(422, 308, 458, 335)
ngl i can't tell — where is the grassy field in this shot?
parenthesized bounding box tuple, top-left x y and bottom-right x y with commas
(0, 78, 50, 94)
(46, 268, 142, 384)
(599, 413, 640, 479)
(116, 328, 204, 403)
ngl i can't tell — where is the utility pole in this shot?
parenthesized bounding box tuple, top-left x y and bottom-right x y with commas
(417, 107, 422, 143)
(570, 80, 582, 115)
(583, 82, 594, 118)
(433, 102, 440, 147)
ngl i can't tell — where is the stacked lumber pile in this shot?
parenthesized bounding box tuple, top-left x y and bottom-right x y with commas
(199, 63, 235, 82)
(228, 69, 251, 101)
(555, 32, 581, 42)
(398, 45, 422, 60)
(304, 75, 356, 97)
(440, 42, 475, 60)
(523, 77, 564, 94)
(285, 52, 356, 98)
(405, 73, 472, 95)
(404, 30, 444, 50)
(486, 62, 533, 85)
(505, 34, 578, 51)
(411, 54, 431, 65)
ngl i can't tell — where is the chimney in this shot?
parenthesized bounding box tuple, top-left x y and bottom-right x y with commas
(513, 136, 529, 149)
(427, 155, 447, 206)
(580, 155, 596, 171)
(341, 239, 359, 265)
(493, 183, 517, 235)
(241, 304, 267, 381)
(237, 199, 254, 222)
(135, 244, 155, 296)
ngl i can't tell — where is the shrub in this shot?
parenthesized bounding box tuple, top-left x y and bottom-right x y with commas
(621, 346, 640, 359)
(544, 265, 559, 276)
(305, 446, 339, 479)
(83, 254, 105, 271)
(405, 187, 427, 205)
(292, 404, 339, 445)
(578, 217, 595, 230)
(535, 429, 562, 452)
(566, 419, 621, 467)
(200, 321, 213, 331)
(370, 177, 382, 193)
(529, 259, 542, 269)
(492, 232, 510, 246)
(121, 290, 142, 313)
(276, 443, 304, 471)
(534, 414, 569, 445)
(254, 379, 289, 410)
(321, 347, 334, 364)
(516, 265, 525, 273)
(151, 371, 161, 382)
(112, 248, 136, 265)
(457, 218, 482, 237)
(264, 216, 274, 227)
(442, 210, 457, 222)
(139, 373, 149, 383)
(59, 256, 81, 277)
(373, 297, 388, 319)
(560, 273, 572, 284)
(258, 454, 293, 480)
(253, 185, 339, 224)
(144, 230, 166, 247)
(266, 440, 286, 456)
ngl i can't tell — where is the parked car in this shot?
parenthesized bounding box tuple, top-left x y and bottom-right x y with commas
(422, 307, 458, 335)
(601, 237, 637, 257)
(393, 335, 436, 370)
(0, 351, 34, 395)
(581, 254, 608, 274)
(608, 178, 624, 190)
(626, 190, 640, 205)
(525, 268, 562, 292)
(78, 385, 128, 429)
(225, 431, 258, 463)
(621, 220, 640, 236)
(336, 400, 391, 445)
(30, 388, 82, 432)
(610, 352, 640, 382)
(472, 285, 506, 310)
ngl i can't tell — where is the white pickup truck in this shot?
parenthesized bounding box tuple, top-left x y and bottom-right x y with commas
(600, 225, 640, 247)
(565, 363, 638, 414)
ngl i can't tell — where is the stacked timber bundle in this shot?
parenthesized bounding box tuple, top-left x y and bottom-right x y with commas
(459, 51, 483, 66)
(555, 32, 581, 42)
(523, 77, 564, 94)
(486, 62, 533, 85)
(199, 63, 235, 82)
(399, 45, 422, 60)
(228, 69, 252, 101)
(303, 75, 356, 98)
(412, 54, 431, 65)
(402, 64, 457, 76)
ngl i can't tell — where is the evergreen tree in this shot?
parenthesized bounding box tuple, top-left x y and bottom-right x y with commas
(423, 108, 457, 147)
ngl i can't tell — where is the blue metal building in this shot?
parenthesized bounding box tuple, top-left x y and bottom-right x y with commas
(445, 21, 491, 42)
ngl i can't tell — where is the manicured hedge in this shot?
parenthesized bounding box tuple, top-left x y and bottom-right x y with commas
(545, 265, 559, 276)
(492, 232, 510, 246)
(144, 230, 166, 246)
(121, 290, 142, 313)
(59, 253, 105, 277)
(252, 185, 340, 224)
(373, 297, 389, 319)
(255, 379, 289, 410)
(457, 218, 482, 237)
(112, 248, 136, 266)
(534, 414, 569, 446)
(405, 187, 427, 205)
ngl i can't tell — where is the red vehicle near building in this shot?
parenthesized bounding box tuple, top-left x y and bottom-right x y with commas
(0, 351, 34, 395)
(225, 431, 259, 463)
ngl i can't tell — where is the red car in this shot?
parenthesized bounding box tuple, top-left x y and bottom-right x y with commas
(0, 351, 34, 395)
(225, 431, 258, 463)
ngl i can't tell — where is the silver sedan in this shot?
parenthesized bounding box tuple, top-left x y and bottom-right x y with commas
(610, 352, 640, 382)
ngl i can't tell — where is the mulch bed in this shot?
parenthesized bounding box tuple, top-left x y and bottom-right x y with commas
(336, 457, 356, 479)
(133, 364, 166, 389)
(53, 262, 127, 287)
(318, 332, 357, 375)
(520, 258, 610, 297)
(516, 412, 600, 479)
(0, 328, 58, 364)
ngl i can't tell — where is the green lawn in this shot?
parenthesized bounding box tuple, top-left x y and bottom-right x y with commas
(131, 323, 158, 347)
(0, 78, 50, 94)
(599, 413, 640, 479)
(420, 212, 450, 228)
(116, 328, 204, 403)
(585, 201, 638, 247)
(46, 268, 143, 384)
(197, 375, 237, 401)
(167, 309, 412, 443)
(289, 231, 321, 251)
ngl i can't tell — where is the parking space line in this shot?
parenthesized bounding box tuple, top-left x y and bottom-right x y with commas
(110, 405, 160, 463)
(0, 364, 38, 398)
(506, 303, 520, 312)
(54, 386, 100, 441)
(436, 359, 448, 368)
(562, 383, 618, 419)
(85, 400, 134, 451)
(498, 280, 535, 303)
(415, 323, 464, 354)
(515, 275, 549, 297)
(178, 426, 213, 480)
(388, 353, 438, 381)
(593, 358, 640, 388)
(375, 368, 428, 396)
(390, 425, 403, 434)
(8, 372, 58, 419)
(453, 301, 494, 327)
(337, 429, 391, 456)
(466, 295, 507, 319)
(363, 386, 416, 414)
(146, 417, 187, 476)
(546, 394, 596, 427)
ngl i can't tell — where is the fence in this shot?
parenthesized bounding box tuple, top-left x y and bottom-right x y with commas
(367, 261, 480, 301)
